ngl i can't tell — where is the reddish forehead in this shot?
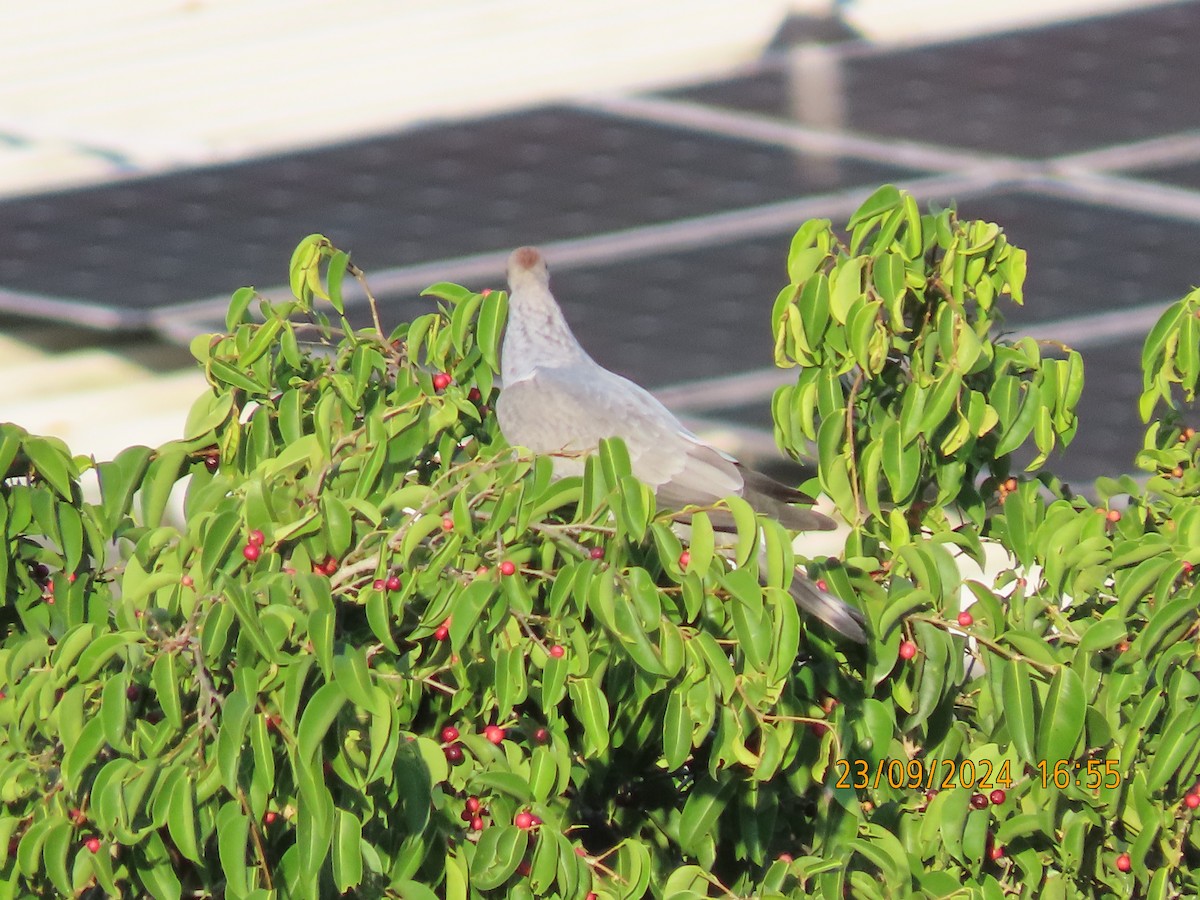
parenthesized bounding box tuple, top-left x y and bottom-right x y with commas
(513, 247, 542, 269)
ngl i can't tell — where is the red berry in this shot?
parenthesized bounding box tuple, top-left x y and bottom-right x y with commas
(248, 529, 265, 546)
(322, 555, 338, 574)
(264, 811, 277, 825)
(484, 724, 506, 745)
(971, 792, 988, 809)
(434, 625, 449, 641)
(533, 727, 550, 744)
(433, 372, 452, 391)
(85, 837, 100, 853)
(126, 684, 141, 702)
(0, 692, 6, 700)
(1186, 793, 1200, 810)
(1116, 853, 1131, 872)
(372, 579, 385, 591)
(530, 815, 542, 826)
(471, 815, 484, 831)
(678, 551, 691, 568)
(1184, 562, 1195, 574)
(441, 726, 460, 743)
(989, 789, 1006, 805)
(468, 387, 482, 402)
(575, 847, 588, 858)
(242, 543, 261, 561)
(989, 842, 1005, 860)
(1106, 509, 1121, 523)
(549, 645, 565, 659)
(898, 641, 918, 660)
(442, 516, 454, 531)
(589, 546, 605, 560)
(475, 565, 489, 577)
(465, 796, 481, 814)
(816, 578, 828, 591)
(66, 572, 76, 584)
(778, 853, 794, 863)
(514, 811, 534, 829)
(585, 893, 597, 900)
(69, 808, 85, 826)
(499, 561, 516, 576)
(957, 611, 974, 627)
(481, 289, 493, 298)
(203, 453, 219, 472)
(181, 575, 194, 588)
(386, 575, 401, 591)
(444, 744, 463, 763)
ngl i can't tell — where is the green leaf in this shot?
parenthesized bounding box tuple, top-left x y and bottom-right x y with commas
(332, 808, 364, 893)
(476, 290, 508, 373)
(1075, 617, 1128, 655)
(297, 681, 348, 764)
(138, 832, 183, 900)
(420, 281, 477, 304)
(679, 778, 735, 858)
(217, 690, 254, 792)
(994, 384, 1039, 457)
(568, 678, 611, 756)
(447, 579, 495, 649)
(872, 252, 905, 307)
(724, 495, 759, 568)
(241, 317, 283, 367)
(471, 825, 529, 891)
(333, 646, 382, 716)
(1036, 667, 1085, 766)
(847, 184, 902, 228)
(62, 717, 107, 793)
(1138, 593, 1197, 661)
(616, 474, 654, 542)
(165, 769, 201, 864)
(881, 421, 920, 503)
(225, 286, 256, 329)
(216, 800, 250, 897)
(41, 819, 73, 897)
(327, 251, 350, 314)
(686, 511, 715, 575)
(23, 435, 74, 499)
(1003, 660, 1037, 765)
(829, 257, 865, 324)
(664, 689, 692, 770)
(96, 445, 155, 530)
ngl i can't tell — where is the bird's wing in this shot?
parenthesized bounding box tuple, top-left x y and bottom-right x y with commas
(497, 364, 744, 506)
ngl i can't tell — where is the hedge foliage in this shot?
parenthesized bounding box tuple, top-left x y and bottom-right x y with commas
(1, 186, 1199, 898)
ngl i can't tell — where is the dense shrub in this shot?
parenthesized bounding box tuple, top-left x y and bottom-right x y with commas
(1, 186, 1198, 898)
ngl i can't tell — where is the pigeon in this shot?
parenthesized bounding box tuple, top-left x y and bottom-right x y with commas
(496, 246, 866, 643)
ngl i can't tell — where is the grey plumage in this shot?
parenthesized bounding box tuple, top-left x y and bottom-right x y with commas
(496, 246, 866, 643)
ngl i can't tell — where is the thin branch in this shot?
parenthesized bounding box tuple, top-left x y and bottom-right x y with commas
(349, 262, 387, 339)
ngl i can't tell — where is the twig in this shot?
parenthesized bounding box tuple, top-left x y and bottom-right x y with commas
(349, 262, 386, 339)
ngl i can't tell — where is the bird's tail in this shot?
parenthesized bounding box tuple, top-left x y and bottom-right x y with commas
(788, 574, 867, 644)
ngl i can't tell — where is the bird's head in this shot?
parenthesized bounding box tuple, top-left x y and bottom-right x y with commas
(507, 246, 550, 292)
